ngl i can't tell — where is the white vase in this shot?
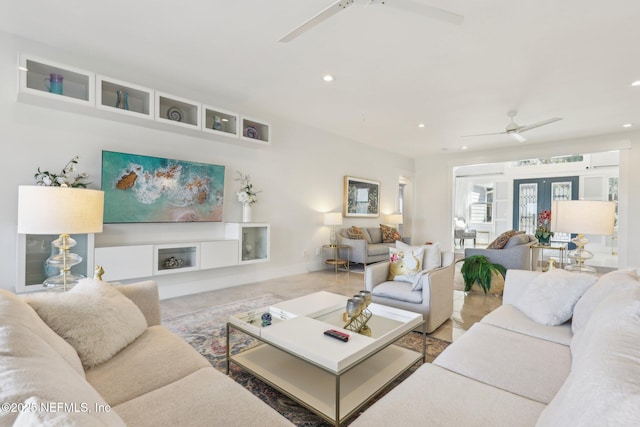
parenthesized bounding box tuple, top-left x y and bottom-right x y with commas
(242, 203, 252, 222)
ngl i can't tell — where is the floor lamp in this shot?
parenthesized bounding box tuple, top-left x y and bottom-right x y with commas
(324, 212, 342, 246)
(551, 200, 616, 273)
(18, 186, 104, 291)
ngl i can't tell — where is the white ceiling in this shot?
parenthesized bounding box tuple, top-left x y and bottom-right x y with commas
(2, 0, 640, 156)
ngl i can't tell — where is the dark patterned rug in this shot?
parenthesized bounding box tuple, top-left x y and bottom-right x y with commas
(163, 294, 451, 426)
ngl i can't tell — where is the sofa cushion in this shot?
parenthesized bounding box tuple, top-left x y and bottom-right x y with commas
(367, 227, 383, 243)
(397, 241, 441, 272)
(537, 288, 640, 426)
(433, 323, 571, 404)
(26, 278, 148, 368)
(367, 243, 392, 256)
(113, 367, 293, 426)
(0, 324, 125, 426)
(486, 230, 524, 249)
(347, 226, 368, 241)
(571, 268, 640, 334)
(481, 304, 573, 345)
(371, 281, 422, 303)
(514, 269, 597, 326)
(85, 325, 211, 406)
(388, 246, 423, 284)
(0, 289, 84, 376)
(350, 363, 545, 427)
(380, 224, 402, 243)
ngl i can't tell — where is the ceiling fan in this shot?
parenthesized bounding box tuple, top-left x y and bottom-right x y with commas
(462, 111, 563, 143)
(278, 0, 464, 43)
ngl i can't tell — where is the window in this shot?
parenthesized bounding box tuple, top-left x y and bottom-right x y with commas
(469, 184, 493, 223)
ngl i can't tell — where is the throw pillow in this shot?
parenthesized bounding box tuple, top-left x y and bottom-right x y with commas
(26, 278, 148, 368)
(347, 226, 367, 240)
(380, 224, 402, 243)
(388, 246, 423, 285)
(395, 241, 441, 291)
(486, 230, 525, 249)
(514, 269, 597, 326)
(571, 269, 640, 334)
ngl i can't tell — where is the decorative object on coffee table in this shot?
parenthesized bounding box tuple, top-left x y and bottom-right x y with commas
(344, 290, 373, 335)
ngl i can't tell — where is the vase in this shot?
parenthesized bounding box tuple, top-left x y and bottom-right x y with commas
(242, 203, 252, 222)
(537, 235, 550, 245)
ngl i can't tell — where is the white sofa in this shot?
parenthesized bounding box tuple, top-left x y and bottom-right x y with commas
(0, 280, 293, 426)
(352, 268, 640, 426)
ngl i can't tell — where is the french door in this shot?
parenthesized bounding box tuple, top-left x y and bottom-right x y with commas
(513, 176, 579, 241)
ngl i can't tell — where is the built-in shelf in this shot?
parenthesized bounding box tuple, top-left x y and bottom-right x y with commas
(19, 55, 94, 106)
(155, 92, 201, 130)
(96, 75, 154, 119)
(202, 105, 239, 138)
(154, 243, 200, 275)
(16, 53, 271, 146)
(225, 223, 271, 264)
(241, 117, 270, 144)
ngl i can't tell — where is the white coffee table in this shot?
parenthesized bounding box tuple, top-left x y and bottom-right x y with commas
(227, 291, 425, 426)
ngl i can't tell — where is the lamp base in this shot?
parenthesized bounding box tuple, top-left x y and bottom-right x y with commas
(43, 272, 85, 291)
(564, 233, 597, 274)
(44, 234, 84, 292)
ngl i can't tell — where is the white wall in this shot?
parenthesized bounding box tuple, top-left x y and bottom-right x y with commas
(413, 133, 637, 268)
(0, 32, 414, 298)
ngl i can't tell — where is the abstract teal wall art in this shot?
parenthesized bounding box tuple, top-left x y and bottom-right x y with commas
(101, 151, 225, 223)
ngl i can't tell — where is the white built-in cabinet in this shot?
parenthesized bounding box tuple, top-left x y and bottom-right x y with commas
(17, 54, 270, 145)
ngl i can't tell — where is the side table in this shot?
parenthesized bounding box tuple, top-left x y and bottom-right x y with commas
(322, 244, 350, 273)
(530, 244, 566, 271)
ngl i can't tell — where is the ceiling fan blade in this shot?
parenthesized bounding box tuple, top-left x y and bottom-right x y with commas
(509, 132, 527, 143)
(461, 131, 507, 138)
(278, 0, 354, 42)
(386, 0, 464, 25)
(517, 117, 562, 133)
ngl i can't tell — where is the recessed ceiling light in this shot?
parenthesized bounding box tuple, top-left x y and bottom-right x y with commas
(461, 146, 468, 150)
(632, 81, 640, 87)
(623, 123, 633, 128)
(323, 74, 334, 82)
(418, 123, 425, 128)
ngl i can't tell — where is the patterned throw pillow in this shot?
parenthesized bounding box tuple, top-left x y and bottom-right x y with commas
(388, 247, 423, 283)
(380, 224, 402, 243)
(487, 230, 525, 249)
(347, 226, 366, 240)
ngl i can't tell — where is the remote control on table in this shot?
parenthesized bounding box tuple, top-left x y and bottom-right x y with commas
(324, 329, 349, 342)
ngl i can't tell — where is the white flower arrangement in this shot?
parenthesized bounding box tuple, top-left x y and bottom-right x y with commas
(235, 171, 260, 205)
(34, 156, 90, 188)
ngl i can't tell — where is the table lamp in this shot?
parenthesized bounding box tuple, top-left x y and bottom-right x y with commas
(17, 186, 104, 291)
(324, 212, 342, 246)
(385, 213, 403, 227)
(551, 200, 616, 273)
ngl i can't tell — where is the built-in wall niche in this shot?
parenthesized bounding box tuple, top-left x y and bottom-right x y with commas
(241, 117, 270, 144)
(202, 105, 239, 138)
(96, 75, 154, 119)
(19, 55, 94, 105)
(155, 92, 201, 130)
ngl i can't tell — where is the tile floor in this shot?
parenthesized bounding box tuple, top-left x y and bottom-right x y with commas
(160, 269, 503, 342)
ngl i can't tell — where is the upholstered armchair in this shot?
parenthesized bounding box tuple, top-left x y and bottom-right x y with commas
(364, 251, 455, 333)
(464, 234, 539, 271)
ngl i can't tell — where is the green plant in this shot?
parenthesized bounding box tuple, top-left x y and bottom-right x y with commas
(457, 255, 507, 294)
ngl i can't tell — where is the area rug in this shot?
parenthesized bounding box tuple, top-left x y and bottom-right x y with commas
(163, 295, 451, 426)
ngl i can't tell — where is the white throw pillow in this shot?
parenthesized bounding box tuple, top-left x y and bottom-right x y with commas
(514, 269, 597, 326)
(26, 278, 147, 368)
(396, 240, 441, 272)
(571, 269, 640, 334)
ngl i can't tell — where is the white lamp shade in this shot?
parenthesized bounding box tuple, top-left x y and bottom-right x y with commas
(18, 186, 104, 234)
(323, 212, 343, 226)
(551, 200, 616, 235)
(385, 214, 403, 225)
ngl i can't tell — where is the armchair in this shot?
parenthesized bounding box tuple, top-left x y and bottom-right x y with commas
(464, 234, 539, 270)
(364, 251, 455, 333)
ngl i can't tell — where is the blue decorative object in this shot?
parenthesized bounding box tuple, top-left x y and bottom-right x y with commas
(261, 312, 272, 327)
(116, 90, 129, 110)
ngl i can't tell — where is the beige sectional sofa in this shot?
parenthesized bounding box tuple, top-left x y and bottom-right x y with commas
(0, 280, 293, 426)
(352, 268, 640, 426)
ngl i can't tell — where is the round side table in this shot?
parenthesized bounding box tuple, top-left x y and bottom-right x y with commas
(322, 244, 350, 273)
